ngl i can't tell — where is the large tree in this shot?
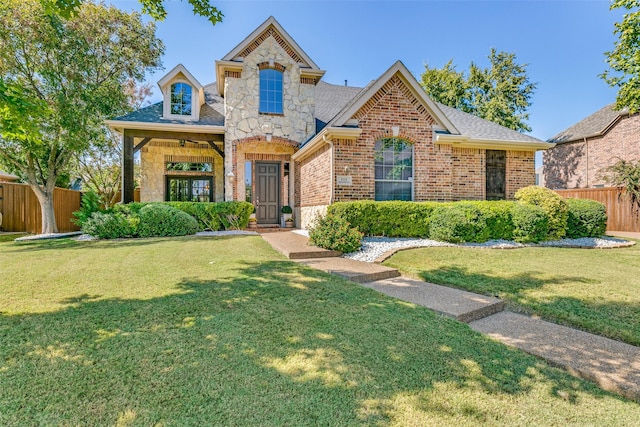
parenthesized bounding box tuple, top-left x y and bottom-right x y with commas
(421, 49, 537, 132)
(0, 0, 163, 233)
(72, 81, 151, 209)
(44, 0, 224, 25)
(602, 0, 640, 113)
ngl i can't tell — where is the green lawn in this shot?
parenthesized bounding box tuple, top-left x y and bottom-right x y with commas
(1, 236, 639, 425)
(384, 240, 640, 347)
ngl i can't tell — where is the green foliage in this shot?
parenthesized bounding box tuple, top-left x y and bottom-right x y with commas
(601, 158, 640, 214)
(281, 205, 293, 214)
(565, 198, 608, 238)
(45, 0, 224, 26)
(81, 212, 138, 239)
(511, 203, 549, 243)
(429, 203, 488, 243)
(0, 0, 163, 233)
(515, 186, 568, 240)
(328, 201, 439, 237)
(72, 190, 102, 227)
(137, 204, 199, 238)
(309, 215, 363, 253)
(601, 0, 640, 113)
(421, 48, 537, 132)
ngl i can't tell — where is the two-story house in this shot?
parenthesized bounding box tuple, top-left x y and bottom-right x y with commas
(107, 16, 553, 228)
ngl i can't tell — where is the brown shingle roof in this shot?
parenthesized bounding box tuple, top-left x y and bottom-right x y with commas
(548, 104, 628, 144)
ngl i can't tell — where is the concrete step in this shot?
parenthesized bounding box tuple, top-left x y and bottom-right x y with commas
(261, 231, 341, 259)
(361, 277, 505, 323)
(295, 257, 400, 283)
(471, 311, 640, 403)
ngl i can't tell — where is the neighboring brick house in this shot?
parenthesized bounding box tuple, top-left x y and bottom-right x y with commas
(107, 16, 553, 228)
(544, 104, 640, 189)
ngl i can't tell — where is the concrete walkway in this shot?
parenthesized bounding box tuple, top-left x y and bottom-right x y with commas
(260, 231, 640, 402)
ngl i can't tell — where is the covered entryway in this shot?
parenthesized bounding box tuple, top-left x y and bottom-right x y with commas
(486, 150, 506, 200)
(255, 162, 280, 224)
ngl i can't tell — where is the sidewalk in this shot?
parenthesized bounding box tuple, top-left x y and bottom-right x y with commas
(261, 230, 640, 403)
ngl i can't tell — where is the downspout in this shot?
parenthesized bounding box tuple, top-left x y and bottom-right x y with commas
(323, 134, 335, 204)
(584, 137, 589, 187)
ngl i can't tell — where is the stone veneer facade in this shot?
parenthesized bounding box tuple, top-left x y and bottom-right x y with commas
(140, 141, 225, 202)
(223, 36, 316, 201)
(543, 113, 640, 189)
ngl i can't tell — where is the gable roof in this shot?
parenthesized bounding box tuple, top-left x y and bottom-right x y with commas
(157, 64, 203, 91)
(221, 16, 320, 69)
(106, 83, 225, 131)
(548, 103, 629, 144)
(329, 61, 459, 133)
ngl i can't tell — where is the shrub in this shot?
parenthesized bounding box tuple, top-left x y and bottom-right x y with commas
(81, 211, 138, 239)
(73, 190, 102, 227)
(137, 204, 199, 238)
(429, 202, 488, 243)
(309, 215, 363, 253)
(328, 201, 439, 237)
(515, 186, 568, 240)
(281, 205, 292, 214)
(512, 203, 549, 243)
(565, 198, 607, 238)
(476, 200, 515, 240)
(164, 201, 254, 230)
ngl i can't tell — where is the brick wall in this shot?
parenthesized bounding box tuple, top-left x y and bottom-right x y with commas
(506, 150, 535, 198)
(544, 113, 640, 189)
(452, 148, 485, 200)
(296, 143, 331, 207)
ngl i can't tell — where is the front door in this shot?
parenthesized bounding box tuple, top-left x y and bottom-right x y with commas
(486, 150, 506, 200)
(255, 162, 280, 224)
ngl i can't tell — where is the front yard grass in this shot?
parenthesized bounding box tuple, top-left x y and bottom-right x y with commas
(1, 236, 639, 425)
(384, 239, 640, 347)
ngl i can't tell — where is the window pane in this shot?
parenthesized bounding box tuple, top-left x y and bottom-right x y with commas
(259, 68, 283, 114)
(170, 83, 192, 116)
(374, 138, 413, 201)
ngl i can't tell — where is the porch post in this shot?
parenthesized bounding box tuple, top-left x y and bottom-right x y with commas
(122, 131, 135, 203)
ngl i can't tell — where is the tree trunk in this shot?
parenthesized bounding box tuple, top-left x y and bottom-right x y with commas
(31, 184, 58, 235)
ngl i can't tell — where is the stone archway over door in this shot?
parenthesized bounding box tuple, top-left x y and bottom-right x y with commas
(255, 162, 280, 224)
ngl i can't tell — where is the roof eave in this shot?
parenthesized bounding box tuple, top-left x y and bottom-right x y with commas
(436, 134, 555, 151)
(105, 120, 225, 135)
(292, 127, 362, 161)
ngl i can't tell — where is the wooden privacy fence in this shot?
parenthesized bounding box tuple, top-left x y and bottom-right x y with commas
(0, 182, 81, 234)
(555, 187, 640, 232)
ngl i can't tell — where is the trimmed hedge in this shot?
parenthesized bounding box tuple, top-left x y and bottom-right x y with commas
(165, 201, 254, 230)
(309, 215, 363, 253)
(511, 203, 549, 243)
(430, 203, 488, 243)
(515, 186, 568, 240)
(328, 201, 439, 237)
(137, 204, 199, 238)
(565, 198, 607, 238)
(80, 201, 254, 239)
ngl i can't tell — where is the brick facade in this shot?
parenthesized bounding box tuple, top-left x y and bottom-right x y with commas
(544, 113, 640, 189)
(506, 150, 535, 198)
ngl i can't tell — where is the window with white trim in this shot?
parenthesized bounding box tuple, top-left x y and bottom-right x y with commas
(374, 137, 413, 201)
(170, 82, 192, 115)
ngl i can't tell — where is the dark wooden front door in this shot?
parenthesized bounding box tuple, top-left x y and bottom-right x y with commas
(255, 162, 280, 224)
(486, 150, 506, 200)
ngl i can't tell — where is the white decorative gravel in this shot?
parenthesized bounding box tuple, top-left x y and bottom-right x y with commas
(342, 235, 633, 263)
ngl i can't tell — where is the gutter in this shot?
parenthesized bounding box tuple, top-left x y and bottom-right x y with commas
(323, 134, 335, 204)
(291, 127, 362, 161)
(436, 134, 555, 151)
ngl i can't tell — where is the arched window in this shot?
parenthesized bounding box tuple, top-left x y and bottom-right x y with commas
(259, 68, 283, 114)
(170, 82, 192, 115)
(374, 137, 413, 201)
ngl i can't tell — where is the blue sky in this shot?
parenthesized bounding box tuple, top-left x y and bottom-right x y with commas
(112, 0, 624, 153)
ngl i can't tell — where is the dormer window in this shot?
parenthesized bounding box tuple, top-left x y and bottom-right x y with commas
(259, 68, 283, 114)
(170, 83, 192, 115)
